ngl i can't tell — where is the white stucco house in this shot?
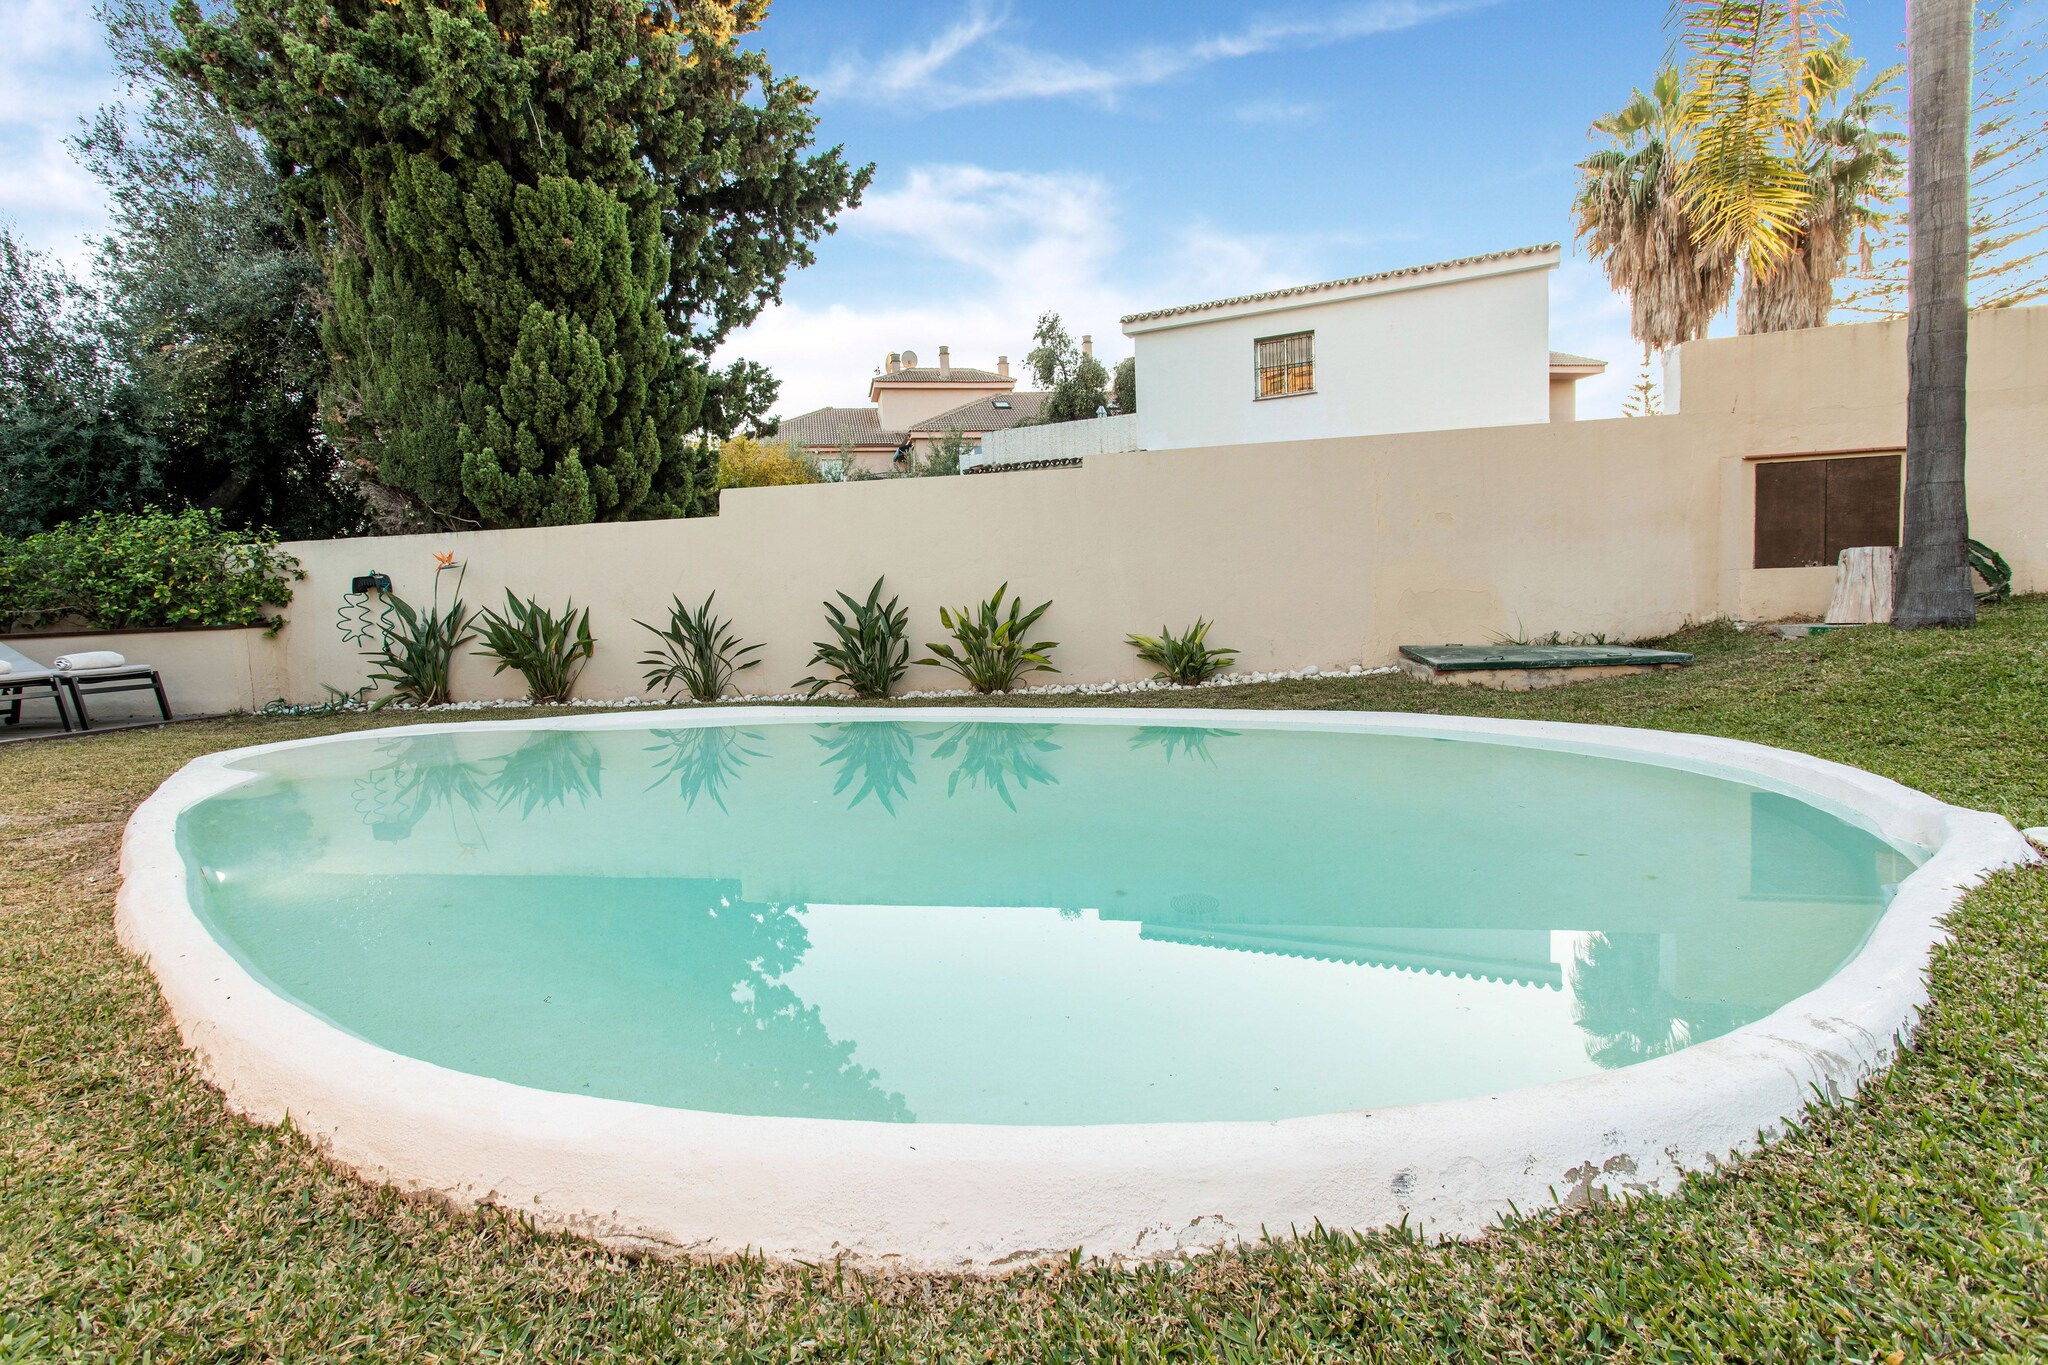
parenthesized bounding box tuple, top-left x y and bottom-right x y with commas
(1117, 243, 1604, 453)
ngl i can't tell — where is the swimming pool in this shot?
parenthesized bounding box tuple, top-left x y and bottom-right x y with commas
(119, 709, 2032, 1268)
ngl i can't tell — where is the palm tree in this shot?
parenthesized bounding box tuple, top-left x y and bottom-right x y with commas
(1574, 69, 1740, 354)
(1575, 12, 1900, 354)
(1894, 0, 1979, 629)
(1671, 1, 1821, 279)
(1739, 43, 1905, 331)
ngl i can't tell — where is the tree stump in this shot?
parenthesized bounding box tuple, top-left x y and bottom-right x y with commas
(1826, 546, 1897, 624)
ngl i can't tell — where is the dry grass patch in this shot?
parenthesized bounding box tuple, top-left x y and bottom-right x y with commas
(3, 603, 2046, 1360)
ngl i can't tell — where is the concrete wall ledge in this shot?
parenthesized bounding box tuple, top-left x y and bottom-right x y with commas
(2, 622, 277, 640)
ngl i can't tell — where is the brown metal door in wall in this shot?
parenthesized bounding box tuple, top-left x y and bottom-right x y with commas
(1753, 454, 1902, 569)
(1822, 454, 1904, 563)
(1755, 460, 1827, 568)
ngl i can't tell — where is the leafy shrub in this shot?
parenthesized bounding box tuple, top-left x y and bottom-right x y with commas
(717, 435, 821, 490)
(919, 583, 1058, 693)
(913, 428, 971, 477)
(474, 590, 595, 704)
(1127, 618, 1239, 685)
(365, 568, 474, 707)
(796, 577, 910, 699)
(1970, 538, 2013, 603)
(0, 507, 300, 633)
(637, 593, 762, 701)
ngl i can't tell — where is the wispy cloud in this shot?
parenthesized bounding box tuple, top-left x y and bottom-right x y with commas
(820, 0, 1496, 110)
(1229, 97, 1329, 124)
(0, 0, 123, 271)
(715, 160, 1352, 417)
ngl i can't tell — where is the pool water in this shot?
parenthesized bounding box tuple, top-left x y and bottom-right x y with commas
(177, 719, 1921, 1126)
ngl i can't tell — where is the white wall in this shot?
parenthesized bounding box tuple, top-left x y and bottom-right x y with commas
(974, 414, 1140, 467)
(1127, 264, 1554, 452)
(32, 310, 2041, 715)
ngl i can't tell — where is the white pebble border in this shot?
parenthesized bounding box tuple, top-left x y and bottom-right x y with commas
(262, 663, 1401, 716)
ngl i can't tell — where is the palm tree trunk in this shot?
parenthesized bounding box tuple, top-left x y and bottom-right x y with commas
(1893, 0, 1977, 629)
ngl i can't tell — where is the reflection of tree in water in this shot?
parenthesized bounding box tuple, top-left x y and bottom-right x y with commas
(663, 879, 911, 1121)
(928, 722, 1060, 810)
(490, 731, 603, 816)
(351, 733, 491, 847)
(645, 726, 765, 811)
(1569, 932, 1751, 1069)
(1128, 726, 1239, 765)
(814, 721, 919, 813)
(186, 778, 328, 872)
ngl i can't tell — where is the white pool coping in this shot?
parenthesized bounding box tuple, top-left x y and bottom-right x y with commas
(117, 707, 2036, 1271)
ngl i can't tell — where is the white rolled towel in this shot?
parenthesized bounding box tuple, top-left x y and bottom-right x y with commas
(55, 651, 128, 671)
(0, 660, 10, 675)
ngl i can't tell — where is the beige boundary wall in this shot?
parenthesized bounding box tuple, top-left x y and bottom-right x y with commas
(33, 308, 2046, 713)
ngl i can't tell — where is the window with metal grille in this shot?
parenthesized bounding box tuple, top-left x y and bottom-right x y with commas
(1254, 332, 1315, 398)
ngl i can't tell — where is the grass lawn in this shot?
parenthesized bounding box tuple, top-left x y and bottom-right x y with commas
(3, 600, 2046, 1361)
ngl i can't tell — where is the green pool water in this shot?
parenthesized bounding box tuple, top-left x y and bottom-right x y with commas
(176, 718, 1921, 1126)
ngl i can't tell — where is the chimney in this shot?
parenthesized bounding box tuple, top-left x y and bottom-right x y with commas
(938, 345, 952, 378)
(996, 355, 1010, 379)
(1081, 334, 1094, 360)
(886, 352, 900, 375)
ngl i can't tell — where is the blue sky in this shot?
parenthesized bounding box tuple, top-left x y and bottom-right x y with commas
(0, 0, 1913, 418)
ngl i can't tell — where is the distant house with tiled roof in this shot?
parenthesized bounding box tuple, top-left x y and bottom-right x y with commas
(1119, 244, 1608, 452)
(779, 346, 1047, 476)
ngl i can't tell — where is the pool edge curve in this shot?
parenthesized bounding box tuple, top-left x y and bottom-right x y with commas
(115, 706, 2038, 1272)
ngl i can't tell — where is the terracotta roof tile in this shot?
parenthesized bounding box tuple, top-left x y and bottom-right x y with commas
(1120, 243, 1561, 326)
(777, 406, 906, 449)
(914, 390, 1050, 434)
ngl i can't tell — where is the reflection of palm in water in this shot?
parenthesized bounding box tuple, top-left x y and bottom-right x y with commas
(814, 721, 919, 813)
(352, 731, 605, 840)
(491, 731, 604, 815)
(352, 733, 492, 846)
(927, 722, 1061, 810)
(1128, 727, 1239, 766)
(644, 727, 766, 811)
(1568, 932, 1753, 1069)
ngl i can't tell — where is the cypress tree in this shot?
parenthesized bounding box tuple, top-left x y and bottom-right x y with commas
(171, 1, 867, 529)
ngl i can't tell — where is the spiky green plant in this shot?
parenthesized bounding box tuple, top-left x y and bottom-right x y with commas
(796, 578, 910, 699)
(637, 593, 762, 702)
(473, 591, 594, 703)
(918, 582, 1058, 694)
(363, 567, 474, 707)
(1970, 539, 2014, 604)
(1126, 618, 1237, 685)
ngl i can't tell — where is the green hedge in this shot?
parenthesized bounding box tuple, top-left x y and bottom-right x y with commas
(0, 508, 301, 634)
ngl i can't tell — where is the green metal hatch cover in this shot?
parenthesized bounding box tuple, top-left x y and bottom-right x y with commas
(1399, 644, 1695, 672)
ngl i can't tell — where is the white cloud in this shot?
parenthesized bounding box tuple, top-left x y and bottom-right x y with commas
(819, 0, 1496, 110)
(717, 161, 1373, 419)
(0, 0, 123, 268)
(1548, 252, 1646, 419)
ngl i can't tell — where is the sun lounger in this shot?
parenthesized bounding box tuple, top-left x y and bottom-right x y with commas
(0, 643, 74, 732)
(50, 651, 173, 730)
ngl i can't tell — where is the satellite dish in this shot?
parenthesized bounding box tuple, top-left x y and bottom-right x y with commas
(900, 349, 919, 369)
